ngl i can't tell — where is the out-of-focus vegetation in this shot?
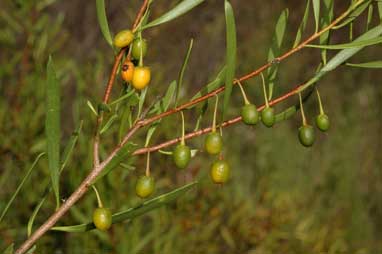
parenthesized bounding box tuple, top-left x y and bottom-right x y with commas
(1, 0, 382, 253)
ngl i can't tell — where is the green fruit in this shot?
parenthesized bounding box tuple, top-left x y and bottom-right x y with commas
(131, 39, 148, 59)
(298, 125, 315, 147)
(93, 207, 112, 231)
(210, 160, 230, 184)
(316, 114, 330, 132)
(173, 144, 191, 169)
(113, 29, 134, 48)
(261, 107, 275, 127)
(241, 104, 259, 125)
(204, 132, 223, 155)
(135, 175, 155, 198)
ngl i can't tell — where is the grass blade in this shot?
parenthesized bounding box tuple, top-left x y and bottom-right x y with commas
(222, 0, 237, 119)
(51, 181, 198, 232)
(346, 61, 382, 68)
(176, 39, 194, 106)
(95, 0, 113, 48)
(267, 9, 288, 100)
(293, 0, 310, 48)
(46, 56, 61, 209)
(143, 0, 204, 30)
(0, 153, 45, 223)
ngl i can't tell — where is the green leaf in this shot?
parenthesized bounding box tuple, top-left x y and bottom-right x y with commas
(93, 142, 136, 183)
(378, 0, 382, 22)
(27, 195, 47, 237)
(100, 114, 118, 134)
(299, 25, 382, 91)
(190, 66, 226, 102)
(87, 100, 98, 116)
(46, 56, 61, 208)
(145, 81, 177, 146)
(61, 121, 83, 170)
(51, 181, 198, 232)
(313, 0, 320, 33)
(108, 89, 135, 106)
(0, 153, 45, 223)
(137, 87, 148, 121)
(306, 35, 382, 49)
(143, 0, 205, 30)
(95, 0, 113, 48)
(319, 0, 334, 64)
(366, 4, 373, 31)
(333, 0, 372, 30)
(222, 0, 237, 119)
(293, 0, 310, 48)
(176, 39, 194, 106)
(346, 61, 382, 68)
(267, 9, 288, 100)
(2, 244, 14, 254)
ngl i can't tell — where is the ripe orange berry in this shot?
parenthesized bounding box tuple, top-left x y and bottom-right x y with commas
(121, 61, 134, 82)
(132, 66, 151, 90)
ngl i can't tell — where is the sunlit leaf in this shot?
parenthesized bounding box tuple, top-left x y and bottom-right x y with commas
(143, 0, 205, 30)
(346, 61, 382, 68)
(46, 56, 61, 208)
(222, 0, 237, 119)
(96, 0, 113, 47)
(51, 181, 198, 232)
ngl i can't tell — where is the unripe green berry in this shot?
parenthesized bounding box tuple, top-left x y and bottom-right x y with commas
(173, 144, 191, 169)
(298, 125, 315, 147)
(241, 104, 259, 125)
(204, 132, 223, 155)
(113, 30, 134, 48)
(131, 39, 148, 60)
(261, 107, 275, 127)
(316, 114, 330, 132)
(93, 207, 112, 231)
(210, 160, 230, 184)
(135, 176, 155, 198)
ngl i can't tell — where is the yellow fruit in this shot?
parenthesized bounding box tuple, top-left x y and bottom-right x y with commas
(132, 66, 151, 90)
(113, 29, 134, 48)
(121, 61, 134, 82)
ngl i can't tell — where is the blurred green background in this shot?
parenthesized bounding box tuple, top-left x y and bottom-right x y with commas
(1, 0, 382, 253)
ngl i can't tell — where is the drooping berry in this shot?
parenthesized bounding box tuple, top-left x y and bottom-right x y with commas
(173, 144, 191, 169)
(261, 107, 275, 127)
(241, 104, 259, 125)
(93, 207, 112, 231)
(135, 175, 155, 198)
(131, 39, 148, 60)
(204, 132, 223, 155)
(132, 66, 151, 90)
(316, 114, 330, 132)
(210, 159, 230, 184)
(298, 125, 315, 147)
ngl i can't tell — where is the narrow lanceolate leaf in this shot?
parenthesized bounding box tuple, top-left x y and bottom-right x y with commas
(27, 195, 47, 237)
(0, 153, 45, 223)
(306, 35, 382, 49)
(378, 0, 382, 22)
(333, 0, 372, 30)
(299, 25, 382, 91)
(46, 56, 61, 209)
(222, 0, 237, 119)
(51, 181, 198, 232)
(95, 0, 113, 48)
(61, 121, 83, 170)
(143, 0, 205, 30)
(313, 0, 320, 33)
(176, 39, 194, 106)
(293, 0, 310, 48)
(319, 0, 334, 64)
(346, 61, 382, 68)
(366, 4, 373, 31)
(267, 9, 288, 100)
(145, 80, 176, 146)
